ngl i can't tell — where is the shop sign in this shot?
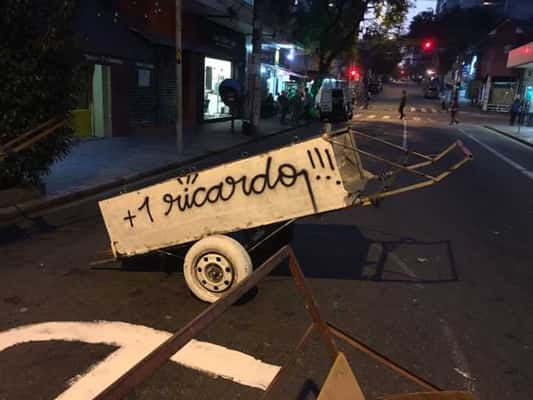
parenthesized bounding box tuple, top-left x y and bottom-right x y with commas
(85, 54, 124, 65)
(214, 35, 237, 50)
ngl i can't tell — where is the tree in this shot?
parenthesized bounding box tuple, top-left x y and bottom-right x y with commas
(407, 6, 499, 74)
(0, 0, 85, 189)
(292, 0, 409, 93)
(358, 33, 402, 77)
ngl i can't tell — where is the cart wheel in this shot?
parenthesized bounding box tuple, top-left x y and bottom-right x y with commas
(183, 235, 252, 303)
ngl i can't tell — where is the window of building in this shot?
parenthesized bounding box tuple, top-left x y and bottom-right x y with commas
(138, 69, 151, 88)
(204, 57, 232, 120)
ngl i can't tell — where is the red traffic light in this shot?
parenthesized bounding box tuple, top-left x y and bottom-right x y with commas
(422, 40, 434, 51)
(348, 67, 359, 80)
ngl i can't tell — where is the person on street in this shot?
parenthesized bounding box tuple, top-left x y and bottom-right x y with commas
(363, 90, 371, 109)
(449, 96, 459, 125)
(303, 88, 313, 121)
(291, 91, 304, 126)
(510, 97, 521, 126)
(399, 90, 407, 119)
(277, 91, 289, 125)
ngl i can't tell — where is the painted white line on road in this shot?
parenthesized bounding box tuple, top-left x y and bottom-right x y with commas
(413, 117, 421, 121)
(383, 115, 391, 120)
(0, 321, 280, 399)
(457, 127, 533, 180)
(403, 118, 408, 150)
(440, 319, 476, 392)
(368, 115, 376, 119)
(410, 107, 416, 112)
(353, 114, 362, 119)
(421, 107, 427, 113)
(431, 108, 438, 113)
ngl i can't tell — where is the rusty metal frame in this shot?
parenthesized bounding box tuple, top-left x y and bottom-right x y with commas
(94, 245, 443, 400)
(323, 128, 473, 207)
(0, 118, 67, 161)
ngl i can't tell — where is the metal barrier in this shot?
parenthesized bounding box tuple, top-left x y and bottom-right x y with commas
(0, 118, 67, 161)
(93, 245, 477, 400)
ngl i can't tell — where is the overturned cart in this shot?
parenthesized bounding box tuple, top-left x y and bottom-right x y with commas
(99, 127, 472, 302)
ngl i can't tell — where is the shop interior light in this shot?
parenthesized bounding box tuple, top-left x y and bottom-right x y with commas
(261, 66, 266, 74)
(287, 49, 295, 61)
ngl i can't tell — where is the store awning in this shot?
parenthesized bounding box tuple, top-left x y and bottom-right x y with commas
(507, 42, 533, 69)
(264, 64, 308, 79)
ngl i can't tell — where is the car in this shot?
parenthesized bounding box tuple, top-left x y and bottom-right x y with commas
(424, 87, 439, 99)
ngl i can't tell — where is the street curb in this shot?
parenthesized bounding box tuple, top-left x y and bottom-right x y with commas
(0, 122, 313, 225)
(483, 125, 533, 149)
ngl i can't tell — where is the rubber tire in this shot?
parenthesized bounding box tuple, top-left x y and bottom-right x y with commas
(183, 235, 252, 303)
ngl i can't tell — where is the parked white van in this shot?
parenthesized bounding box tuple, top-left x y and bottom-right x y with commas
(315, 79, 353, 121)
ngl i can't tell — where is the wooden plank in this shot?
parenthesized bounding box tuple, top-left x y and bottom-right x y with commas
(99, 133, 370, 258)
(318, 352, 366, 400)
(381, 392, 478, 400)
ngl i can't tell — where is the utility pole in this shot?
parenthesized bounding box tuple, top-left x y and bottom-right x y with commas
(246, 0, 262, 135)
(175, 0, 184, 153)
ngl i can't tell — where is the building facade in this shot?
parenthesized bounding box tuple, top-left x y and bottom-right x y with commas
(72, 0, 311, 139)
(507, 41, 533, 124)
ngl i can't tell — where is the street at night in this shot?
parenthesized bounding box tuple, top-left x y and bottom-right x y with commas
(2, 1, 533, 399)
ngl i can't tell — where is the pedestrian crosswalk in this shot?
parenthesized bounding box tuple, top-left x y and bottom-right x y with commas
(351, 114, 439, 122)
(364, 106, 441, 113)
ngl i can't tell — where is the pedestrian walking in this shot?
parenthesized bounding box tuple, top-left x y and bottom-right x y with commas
(303, 88, 313, 121)
(291, 92, 304, 126)
(398, 90, 407, 119)
(449, 96, 459, 125)
(510, 97, 521, 126)
(277, 91, 289, 125)
(363, 90, 371, 109)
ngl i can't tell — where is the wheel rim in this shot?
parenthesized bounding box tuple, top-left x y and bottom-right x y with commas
(194, 252, 235, 293)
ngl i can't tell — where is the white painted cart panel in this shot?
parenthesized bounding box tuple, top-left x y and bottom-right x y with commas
(99, 133, 369, 257)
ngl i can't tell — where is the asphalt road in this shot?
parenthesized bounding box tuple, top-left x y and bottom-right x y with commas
(1, 82, 533, 400)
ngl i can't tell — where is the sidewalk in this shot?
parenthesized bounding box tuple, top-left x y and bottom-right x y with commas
(484, 124, 533, 147)
(44, 117, 303, 197)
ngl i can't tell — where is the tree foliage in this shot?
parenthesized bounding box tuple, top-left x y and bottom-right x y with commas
(293, 0, 409, 75)
(358, 32, 402, 76)
(407, 7, 500, 73)
(0, 0, 85, 189)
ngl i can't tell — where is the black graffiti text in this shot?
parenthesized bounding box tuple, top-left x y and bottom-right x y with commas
(162, 156, 317, 216)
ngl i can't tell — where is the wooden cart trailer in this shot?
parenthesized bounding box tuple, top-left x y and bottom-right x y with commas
(99, 127, 472, 302)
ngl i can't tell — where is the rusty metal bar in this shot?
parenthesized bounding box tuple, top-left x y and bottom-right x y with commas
(94, 245, 291, 400)
(11, 119, 67, 153)
(287, 248, 339, 360)
(1, 118, 58, 151)
(247, 219, 296, 253)
(325, 138, 439, 181)
(352, 129, 434, 161)
(328, 323, 441, 392)
(262, 323, 316, 400)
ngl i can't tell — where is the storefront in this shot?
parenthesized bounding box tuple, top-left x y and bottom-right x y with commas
(204, 57, 233, 120)
(260, 45, 307, 98)
(507, 42, 533, 124)
(183, 14, 246, 124)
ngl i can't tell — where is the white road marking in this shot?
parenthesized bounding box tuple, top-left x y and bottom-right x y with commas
(353, 114, 362, 119)
(403, 118, 408, 150)
(421, 107, 427, 113)
(410, 107, 416, 112)
(0, 321, 281, 399)
(457, 127, 533, 180)
(431, 108, 438, 113)
(383, 115, 391, 120)
(440, 319, 476, 392)
(368, 115, 376, 119)
(413, 117, 421, 121)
